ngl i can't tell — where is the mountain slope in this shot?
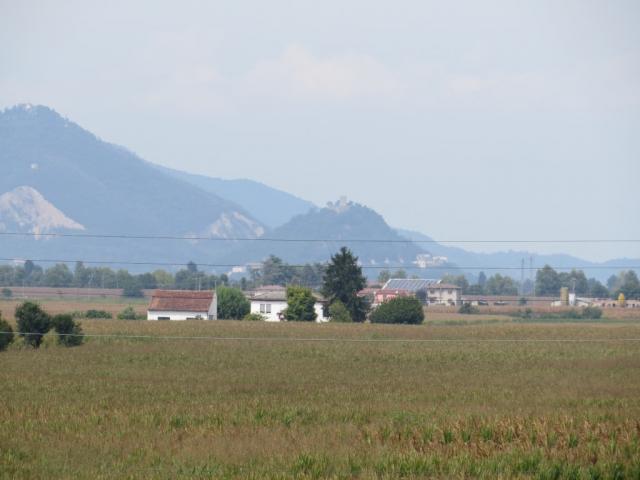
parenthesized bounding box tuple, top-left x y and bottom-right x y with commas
(0, 104, 267, 267)
(153, 165, 315, 228)
(221, 198, 427, 271)
(0, 186, 85, 235)
(0, 104, 264, 236)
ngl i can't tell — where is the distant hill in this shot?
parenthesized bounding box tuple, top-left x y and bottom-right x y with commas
(221, 198, 429, 274)
(152, 165, 315, 228)
(396, 228, 640, 283)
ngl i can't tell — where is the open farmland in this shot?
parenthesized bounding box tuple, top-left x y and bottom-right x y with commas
(1, 318, 640, 479)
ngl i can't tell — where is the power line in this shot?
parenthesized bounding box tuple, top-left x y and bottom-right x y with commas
(1, 231, 639, 244)
(5, 331, 640, 343)
(0, 257, 638, 271)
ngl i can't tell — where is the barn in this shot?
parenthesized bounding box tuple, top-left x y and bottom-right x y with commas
(147, 290, 217, 320)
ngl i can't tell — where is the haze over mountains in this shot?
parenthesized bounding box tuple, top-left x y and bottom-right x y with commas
(0, 104, 636, 281)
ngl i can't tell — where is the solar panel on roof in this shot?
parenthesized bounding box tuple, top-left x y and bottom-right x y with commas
(383, 278, 440, 291)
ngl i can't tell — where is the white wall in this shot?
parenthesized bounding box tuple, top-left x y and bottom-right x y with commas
(250, 300, 287, 322)
(426, 289, 460, 305)
(147, 310, 213, 320)
(250, 300, 328, 322)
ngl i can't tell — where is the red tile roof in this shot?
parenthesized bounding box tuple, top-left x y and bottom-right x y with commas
(148, 290, 215, 312)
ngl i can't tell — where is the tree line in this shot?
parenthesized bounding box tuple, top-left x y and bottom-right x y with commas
(0, 257, 326, 297)
(377, 266, 638, 299)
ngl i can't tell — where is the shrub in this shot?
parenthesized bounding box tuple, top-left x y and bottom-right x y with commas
(370, 296, 424, 324)
(217, 286, 250, 319)
(117, 306, 143, 320)
(52, 314, 84, 347)
(1, 288, 12, 299)
(458, 303, 480, 314)
(84, 309, 112, 319)
(243, 312, 266, 321)
(328, 300, 352, 322)
(581, 306, 603, 319)
(15, 301, 51, 348)
(122, 280, 144, 298)
(285, 286, 317, 322)
(0, 315, 14, 351)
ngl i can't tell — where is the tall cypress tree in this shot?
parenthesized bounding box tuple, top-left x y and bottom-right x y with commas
(322, 247, 369, 322)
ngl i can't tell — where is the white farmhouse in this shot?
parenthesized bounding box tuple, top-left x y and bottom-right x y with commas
(248, 286, 327, 322)
(147, 290, 217, 320)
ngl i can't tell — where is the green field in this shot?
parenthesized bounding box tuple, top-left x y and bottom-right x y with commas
(2, 319, 640, 479)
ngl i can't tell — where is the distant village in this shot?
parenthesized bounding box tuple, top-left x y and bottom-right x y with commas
(145, 276, 639, 322)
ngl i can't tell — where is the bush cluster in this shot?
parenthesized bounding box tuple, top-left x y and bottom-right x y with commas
(117, 306, 144, 320)
(84, 309, 113, 319)
(458, 303, 480, 315)
(52, 314, 84, 346)
(12, 301, 84, 349)
(514, 306, 603, 322)
(370, 296, 424, 324)
(329, 300, 352, 323)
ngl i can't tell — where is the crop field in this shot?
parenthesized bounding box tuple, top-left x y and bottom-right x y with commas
(2, 312, 640, 480)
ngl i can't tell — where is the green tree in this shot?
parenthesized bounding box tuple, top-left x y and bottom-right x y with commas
(615, 270, 640, 299)
(322, 247, 369, 323)
(122, 280, 143, 298)
(377, 270, 391, 285)
(217, 286, 250, 319)
(1, 287, 12, 298)
(285, 286, 317, 321)
(441, 274, 469, 293)
(153, 269, 174, 288)
(257, 255, 294, 286)
(535, 265, 561, 296)
(15, 301, 51, 348)
(0, 314, 14, 351)
(392, 269, 407, 279)
(485, 274, 518, 295)
(328, 300, 352, 322)
(51, 314, 84, 346)
(370, 296, 424, 324)
(42, 263, 73, 287)
(587, 278, 609, 298)
(558, 269, 588, 295)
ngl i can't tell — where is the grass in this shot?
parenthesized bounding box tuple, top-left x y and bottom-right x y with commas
(1, 313, 640, 478)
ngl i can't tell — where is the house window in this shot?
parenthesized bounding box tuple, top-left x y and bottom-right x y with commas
(260, 304, 271, 314)
(158, 316, 170, 320)
(448, 290, 452, 294)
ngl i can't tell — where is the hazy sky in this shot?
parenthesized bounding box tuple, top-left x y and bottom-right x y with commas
(1, 0, 639, 261)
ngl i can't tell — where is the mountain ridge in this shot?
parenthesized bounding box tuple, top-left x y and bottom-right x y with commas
(151, 164, 316, 228)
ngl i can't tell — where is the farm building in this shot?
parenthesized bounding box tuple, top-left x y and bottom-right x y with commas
(371, 278, 461, 306)
(147, 290, 217, 320)
(248, 286, 327, 322)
